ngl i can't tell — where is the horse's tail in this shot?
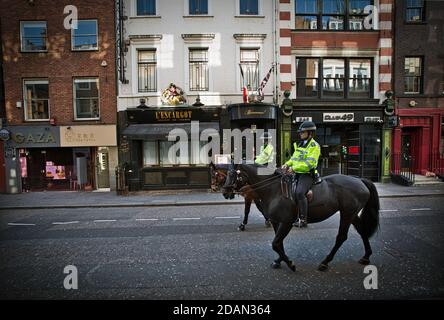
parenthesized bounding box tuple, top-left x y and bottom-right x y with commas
(359, 178, 380, 238)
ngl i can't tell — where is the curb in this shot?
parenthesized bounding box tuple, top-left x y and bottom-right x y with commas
(1, 192, 443, 210)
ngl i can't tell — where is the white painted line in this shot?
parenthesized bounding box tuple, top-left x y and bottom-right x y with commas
(93, 219, 117, 222)
(136, 218, 159, 221)
(8, 223, 36, 226)
(380, 209, 398, 212)
(215, 216, 240, 219)
(173, 217, 201, 221)
(52, 221, 79, 225)
(411, 208, 432, 211)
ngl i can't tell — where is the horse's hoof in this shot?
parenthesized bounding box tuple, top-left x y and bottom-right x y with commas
(318, 263, 329, 272)
(287, 261, 296, 272)
(238, 224, 245, 231)
(359, 258, 370, 265)
(271, 262, 281, 269)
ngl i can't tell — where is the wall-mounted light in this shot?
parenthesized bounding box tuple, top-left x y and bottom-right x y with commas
(409, 100, 418, 107)
(101, 60, 108, 67)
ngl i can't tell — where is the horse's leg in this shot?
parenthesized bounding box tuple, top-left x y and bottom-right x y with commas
(271, 222, 296, 272)
(255, 200, 270, 228)
(352, 217, 373, 265)
(318, 214, 353, 272)
(270, 221, 283, 268)
(238, 198, 252, 231)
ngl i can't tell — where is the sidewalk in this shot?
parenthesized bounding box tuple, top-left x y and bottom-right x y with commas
(0, 182, 443, 210)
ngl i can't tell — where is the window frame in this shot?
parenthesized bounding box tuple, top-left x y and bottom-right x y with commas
(189, 48, 209, 92)
(189, 0, 209, 15)
(137, 49, 157, 93)
(136, 0, 157, 16)
(71, 19, 98, 51)
(295, 57, 374, 99)
(23, 79, 50, 122)
(20, 21, 48, 52)
(294, 0, 375, 31)
(405, 0, 425, 23)
(239, 48, 260, 91)
(238, 0, 260, 16)
(73, 78, 100, 121)
(403, 56, 423, 95)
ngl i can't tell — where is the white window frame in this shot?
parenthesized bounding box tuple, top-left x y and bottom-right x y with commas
(131, 43, 161, 96)
(183, 43, 214, 93)
(71, 20, 98, 51)
(184, 0, 212, 16)
(73, 78, 100, 120)
(133, 0, 159, 17)
(23, 79, 50, 122)
(20, 21, 47, 52)
(188, 47, 210, 92)
(236, 0, 263, 17)
(239, 48, 260, 91)
(234, 38, 264, 94)
(137, 49, 157, 93)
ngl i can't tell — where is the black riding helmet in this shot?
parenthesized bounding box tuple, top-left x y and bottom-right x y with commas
(298, 121, 317, 133)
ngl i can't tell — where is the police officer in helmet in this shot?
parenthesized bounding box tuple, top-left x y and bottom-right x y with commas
(282, 121, 321, 228)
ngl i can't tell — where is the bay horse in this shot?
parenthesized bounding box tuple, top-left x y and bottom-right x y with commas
(222, 164, 380, 272)
(209, 162, 271, 230)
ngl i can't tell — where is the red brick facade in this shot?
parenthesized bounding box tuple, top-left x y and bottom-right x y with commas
(0, 0, 116, 126)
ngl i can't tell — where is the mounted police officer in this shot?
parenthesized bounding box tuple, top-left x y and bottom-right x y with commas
(282, 121, 321, 228)
(255, 132, 274, 166)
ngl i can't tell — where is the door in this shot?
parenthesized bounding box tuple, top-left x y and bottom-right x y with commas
(401, 128, 418, 173)
(96, 147, 110, 189)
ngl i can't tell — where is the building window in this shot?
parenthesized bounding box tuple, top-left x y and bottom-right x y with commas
(137, 0, 156, 15)
(73, 78, 100, 120)
(441, 118, 444, 155)
(189, 48, 209, 91)
(295, 0, 373, 30)
(296, 57, 372, 98)
(323, 58, 345, 97)
(348, 58, 371, 98)
(138, 50, 157, 92)
(240, 0, 259, 15)
(23, 80, 49, 121)
(404, 57, 422, 94)
(189, 0, 208, 15)
(143, 141, 159, 166)
(296, 58, 319, 97)
(72, 20, 98, 51)
(20, 21, 47, 52)
(240, 49, 259, 91)
(405, 0, 424, 22)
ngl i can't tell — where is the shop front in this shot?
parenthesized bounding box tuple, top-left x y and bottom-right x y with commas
(289, 108, 384, 182)
(119, 106, 220, 190)
(223, 103, 279, 163)
(3, 125, 117, 193)
(392, 108, 444, 176)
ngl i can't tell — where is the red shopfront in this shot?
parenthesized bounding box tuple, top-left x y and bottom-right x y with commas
(392, 108, 444, 175)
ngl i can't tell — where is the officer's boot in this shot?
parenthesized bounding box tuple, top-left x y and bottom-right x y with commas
(298, 199, 308, 228)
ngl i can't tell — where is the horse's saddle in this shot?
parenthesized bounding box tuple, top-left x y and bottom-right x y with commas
(280, 173, 317, 203)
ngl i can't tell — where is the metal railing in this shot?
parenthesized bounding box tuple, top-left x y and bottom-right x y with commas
(430, 151, 444, 179)
(390, 153, 415, 185)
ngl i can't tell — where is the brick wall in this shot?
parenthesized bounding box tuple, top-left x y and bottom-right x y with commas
(0, 0, 116, 125)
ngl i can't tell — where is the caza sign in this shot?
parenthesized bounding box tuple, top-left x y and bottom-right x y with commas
(5, 126, 60, 147)
(323, 113, 354, 122)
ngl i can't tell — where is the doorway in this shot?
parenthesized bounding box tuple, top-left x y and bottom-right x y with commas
(96, 147, 110, 189)
(401, 128, 419, 173)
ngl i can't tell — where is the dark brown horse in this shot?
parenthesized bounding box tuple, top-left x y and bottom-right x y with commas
(209, 163, 270, 230)
(222, 164, 380, 272)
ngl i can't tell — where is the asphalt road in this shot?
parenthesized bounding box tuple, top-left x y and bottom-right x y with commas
(0, 196, 443, 300)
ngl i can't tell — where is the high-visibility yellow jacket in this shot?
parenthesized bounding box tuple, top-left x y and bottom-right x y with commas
(255, 144, 274, 165)
(285, 138, 320, 173)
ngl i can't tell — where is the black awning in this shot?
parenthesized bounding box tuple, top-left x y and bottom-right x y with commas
(122, 122, 219, 140)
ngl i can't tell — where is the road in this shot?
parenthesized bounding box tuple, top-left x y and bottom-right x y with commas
(0, 196, 443, 299)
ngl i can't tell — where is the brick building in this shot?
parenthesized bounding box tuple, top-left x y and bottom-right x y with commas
(278, 0, 395, 182)
(0, 0, 118, 193)
(391, 0, 444, 180)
